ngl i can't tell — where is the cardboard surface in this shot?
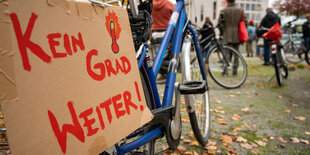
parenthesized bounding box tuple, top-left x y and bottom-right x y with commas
(0, 0, 17, 103)
(2, 0, 153, 154)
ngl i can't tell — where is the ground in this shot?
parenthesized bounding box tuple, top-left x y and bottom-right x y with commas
(156, 57, 310, 155)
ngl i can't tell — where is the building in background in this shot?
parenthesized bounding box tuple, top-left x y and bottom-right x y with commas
(186, 0, 269, 28)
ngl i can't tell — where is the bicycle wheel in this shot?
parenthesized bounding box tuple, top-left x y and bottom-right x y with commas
(182, 36, 210, 146)
(206, 45, 247, 89)
(283, 41, 303, 63)
(306, 48, 310, 65)
(280, 49, 288, 79)
(272, 53, 283, 86)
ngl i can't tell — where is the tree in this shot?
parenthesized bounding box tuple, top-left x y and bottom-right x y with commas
(274, 0, 310, 18)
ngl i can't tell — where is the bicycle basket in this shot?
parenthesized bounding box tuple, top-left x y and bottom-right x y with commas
(262, 23, 282, 41)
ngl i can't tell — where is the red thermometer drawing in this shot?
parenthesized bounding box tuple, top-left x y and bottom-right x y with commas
(110, 21, 119, 54)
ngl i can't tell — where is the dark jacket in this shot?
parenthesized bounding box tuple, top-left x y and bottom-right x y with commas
(258, 11, 281, 37)
(302, 21, 310, 38)
(201, 21, 214, 39)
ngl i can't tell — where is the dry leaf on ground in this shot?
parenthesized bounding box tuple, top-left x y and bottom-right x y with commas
(232, 114, 241, 120)
(228, 132, 238, 136)
(225, 146, 236, 154)
(251, 149, 260, 155)
(269, 136, 275, 140)
(236, 136, 248, 143)
(292, 104, 299, 107)
(294, 116, 306, 121)
(205, 140, 217, 154)
(176, 145, 187, 153)
(305, 131, 310, 135)
(241, 107, 250, 112)
(284, 109, 291, 113)
(220, 135, 233, 144)
(240, 143, 253, 149)
(218, 120, 228, 125)
(189, 131, 194, 138)
(183, 139, 192, 143)
(277, 94, 283, 99)
(233, 127, 241, 132)
(242, 122, 250, 128)
(216, 115, 225, 119)
(229, 95, 235, 98)
(189, 141, 199, 147)
(212, 98, 221, 103)
(255, 140, 267, 147)
(216, 106, 224, 110)
(277, 137, 288, 143)
(300, 139, 309, 144)
(290, 137, 300, 143)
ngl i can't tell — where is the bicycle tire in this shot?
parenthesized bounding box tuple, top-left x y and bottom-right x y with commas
(182, 36, 210, 146)
(283, 41, 303, 64)
(206, 45, 247, 89)
(280, 49, 288, 79)
(272, 53, 283, 86)
(306, 49, 310, 65)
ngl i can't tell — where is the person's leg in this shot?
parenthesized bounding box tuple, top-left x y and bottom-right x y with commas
(231, 43, 240, 75)
(246, 41, 250, 57)
(263, 38, 270, 65)
(249, 40, 253, 57)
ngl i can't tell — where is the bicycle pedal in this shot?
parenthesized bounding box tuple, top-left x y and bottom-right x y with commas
(178, 80, 207, 95)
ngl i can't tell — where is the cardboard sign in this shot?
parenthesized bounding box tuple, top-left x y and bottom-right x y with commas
(2, 0, 153, 154)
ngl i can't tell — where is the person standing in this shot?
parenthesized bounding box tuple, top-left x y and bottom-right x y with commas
(151, 0, 174, 81)
(302, 14, 310, 51)
(217, 0, 245, 75)
(259, 8, 281, 66)
(201, 16, 214, 58)
(246, 20, 256, 57)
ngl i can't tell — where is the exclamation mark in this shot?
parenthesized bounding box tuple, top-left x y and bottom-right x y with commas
(110, 21, 119, 54)
(134, 81, 144, 111)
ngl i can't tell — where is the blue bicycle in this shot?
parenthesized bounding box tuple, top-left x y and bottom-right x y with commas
(93, 0, 211, 154)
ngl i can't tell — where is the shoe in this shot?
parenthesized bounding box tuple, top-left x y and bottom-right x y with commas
(222, 71, 228, 76)
(262, 63, 270, 66)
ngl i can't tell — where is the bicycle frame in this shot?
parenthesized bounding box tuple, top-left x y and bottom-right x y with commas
(114, 0, 207, 154)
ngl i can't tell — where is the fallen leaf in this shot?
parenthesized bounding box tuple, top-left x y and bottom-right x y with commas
(242, 122, 250, 128)
(249, 142, 258, 147)
(277, 94, 283, 99)
(292, 104, 298, 107)
(290, 137, 300, 143)
(252, 124, 257, 128)
(184, 151, 193, 155)
(232, 114, 240, 120)
(236, 91, 241, 94)
(189, 140, 199, 147)
(176, 145, 187, 153)
(218, 120, 228, 125)
(241, 107, 250, 112)
(251, 149, 260, 155)
(255, 140, 267, 147)
(305, 131, 310, 135)
(228, 132, 238, 136)
(236, 136, 247, 143)
(233, 128, 241, 132)
(220, 135, 233, 144)
(205, 140, 217, 154)
(216, 115, 225, 119)
(229, 95, 235, 98)
(269, 136, 275, 140)
(229, 91, 234, 94)
(300, 139, 310, 144)
(182, 118, 190, 123)
(212, 98, 221, 103)
(183, 139, 192, 143)
(284, 109, 291, 113)
(245, 92, 250, 95)
(294, 116, 306, 121)
(189, 131, 194, 138)
(240, 143, 253, 149)
(225, 146, 236, 154)
(216, 106, 224, 110)
(277, 137, 288, 143)
(262, 138, 269, 142)
(254, 92, 261, 96)
(219, 110, 225, 114)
